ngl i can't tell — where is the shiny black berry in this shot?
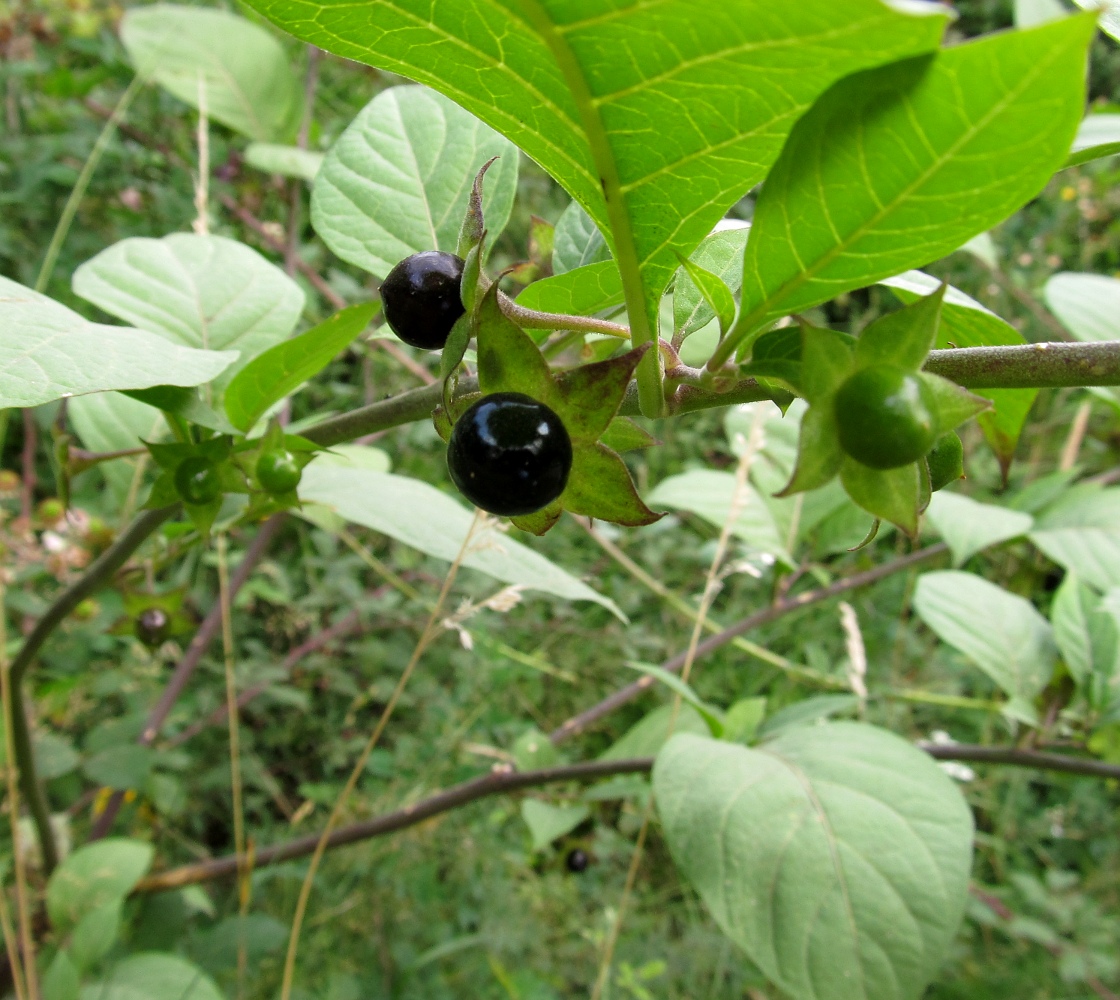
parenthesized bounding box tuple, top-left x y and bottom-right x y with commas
(256, 449, 302, 495)
(447, 392, 572, 517)
(174, 456, 222, 505)
(566, 848, 589, 873)
(380, 251, 465, 350)
(135, 607, 170, 648)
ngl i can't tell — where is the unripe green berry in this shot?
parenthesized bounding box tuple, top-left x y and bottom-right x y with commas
(256, 449, 302, 495)
(174, 457, 222, 505)
(835, 365, 938, 470)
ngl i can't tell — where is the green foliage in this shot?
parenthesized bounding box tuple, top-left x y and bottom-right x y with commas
(653, 725, 974, 1000)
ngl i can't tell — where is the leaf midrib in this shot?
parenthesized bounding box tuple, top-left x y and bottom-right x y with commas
(740, 27, 1081, 337)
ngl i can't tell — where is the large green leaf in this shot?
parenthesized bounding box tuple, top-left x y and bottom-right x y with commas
(72, 234, 304, 389)
(121, 4, 302, 141)
(246, 0, 949, 369)
(653, 726, 973, 1000)
(0, 277, 235, 408)
(1030, 485, 1120, 591)
(1043, 272, 1120, 342)
(46, 838, 154, 933)
(551, 201, 610, 275)
(81, 953, 223, 1000)
(311, 86, 518, 280)
(913, 570, 1055, 706)
(514, 261, 623, 318)
(925, 491, 1033, 566)
(297, 465, 622, 617)
(727, 15, 1094, 356)
(647, 468, 789, 563)
(224, 303, 376, 431)
(1051, 573, 1119, 698)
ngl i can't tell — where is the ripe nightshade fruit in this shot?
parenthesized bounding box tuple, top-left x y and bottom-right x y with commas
(566, 848, 589, 873)
(381, 250, 465, 350)
(256, 449, 302, 495)
(447, 392, 572, 517)
(136, 607, 170, 647)
(835, 365, 938, 470)
(174, 456, 222, 505)
(927, 432, 964, 492)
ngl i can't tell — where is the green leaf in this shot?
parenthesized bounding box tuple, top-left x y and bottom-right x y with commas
(1072, 0, 1120, 41)
(297, 465, 623, 617)
(647, 468, 788, 561)
(70, 898, 123, 972)
(561, 444, 662, 528)
(551, 346, 647, 445)
(225, 303, 376, 431)
(623, 662, 724, 737)
(800, 324, 855, 403)
(729, 15, 1094, 353)
(82, 953, 224, 1000)
(72, 234, 305, 389)
(779, 405, 844, 497)
(1051, 573, 1119, 694)
(855, 284, 944, 371)
(244, 142, 325, 181)
(755, 694, 861, 741)
(882, 270, 1036, 469)
(925, 491, 1034, 566)
(311, 85, 518, 280)
(1044, 272, 1120, 341)
(68, 392, 165, 505)
(740, 326, 804, 392)
(723, 697, 767, 745)
(247, 0, 948, 341)
(914, 570, 1055, 703)
(598, 703, 708, 762)
(674, 227, 751, 340)
(1030, 485, 1120, 590)
(46, 838, 154, 933)
(599, 417, 657, 453)
(121, 4, 302, 142)
(674, 254, 735, 338)
(43, 950, 80, 1000)
(551, 202, 610, 274)
(1064, 112, 1120, 167)
(82, 745, 153, 791)
(840, 458, 921, 535)
(509, 501, 563, 537)
(514, 261, 623, 319)
(475, 285, 554, 401)
(520, 800, 589, 853)
(0, 277, 236, 409)
(653, 725, 973, 1000)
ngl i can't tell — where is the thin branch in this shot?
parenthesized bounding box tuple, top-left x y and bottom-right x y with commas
(8, 504, 178, 871)
(920, 743, 1120, 779)
(88, 513, 288, 840)
(133, 738, 1120, 894)
(134, 758, 654, 892)
(550, 543, 948, 744)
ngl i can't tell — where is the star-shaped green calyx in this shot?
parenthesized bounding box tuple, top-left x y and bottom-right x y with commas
(439, 283, 661, 535)
(765, 285, 990, 535)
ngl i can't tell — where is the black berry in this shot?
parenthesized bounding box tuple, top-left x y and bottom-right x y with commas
(256, 449, 302, 495)
(174, 456, 222, 505)
(381, 251, 465, 350)
(566, 848, 589, 873)
(447, 392, 572, 517)
(136, 607, 170, 648)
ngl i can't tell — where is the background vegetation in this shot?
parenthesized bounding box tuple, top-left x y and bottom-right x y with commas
(1, 0, 1119, 997)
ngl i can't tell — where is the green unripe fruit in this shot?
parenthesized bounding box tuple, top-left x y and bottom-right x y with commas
(256, 449, 302, 495)
(835, 365, 938, 470)
(174, 456, 222, 505)
(927, 432, 964, 492)
(37, 498, 65, 525)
